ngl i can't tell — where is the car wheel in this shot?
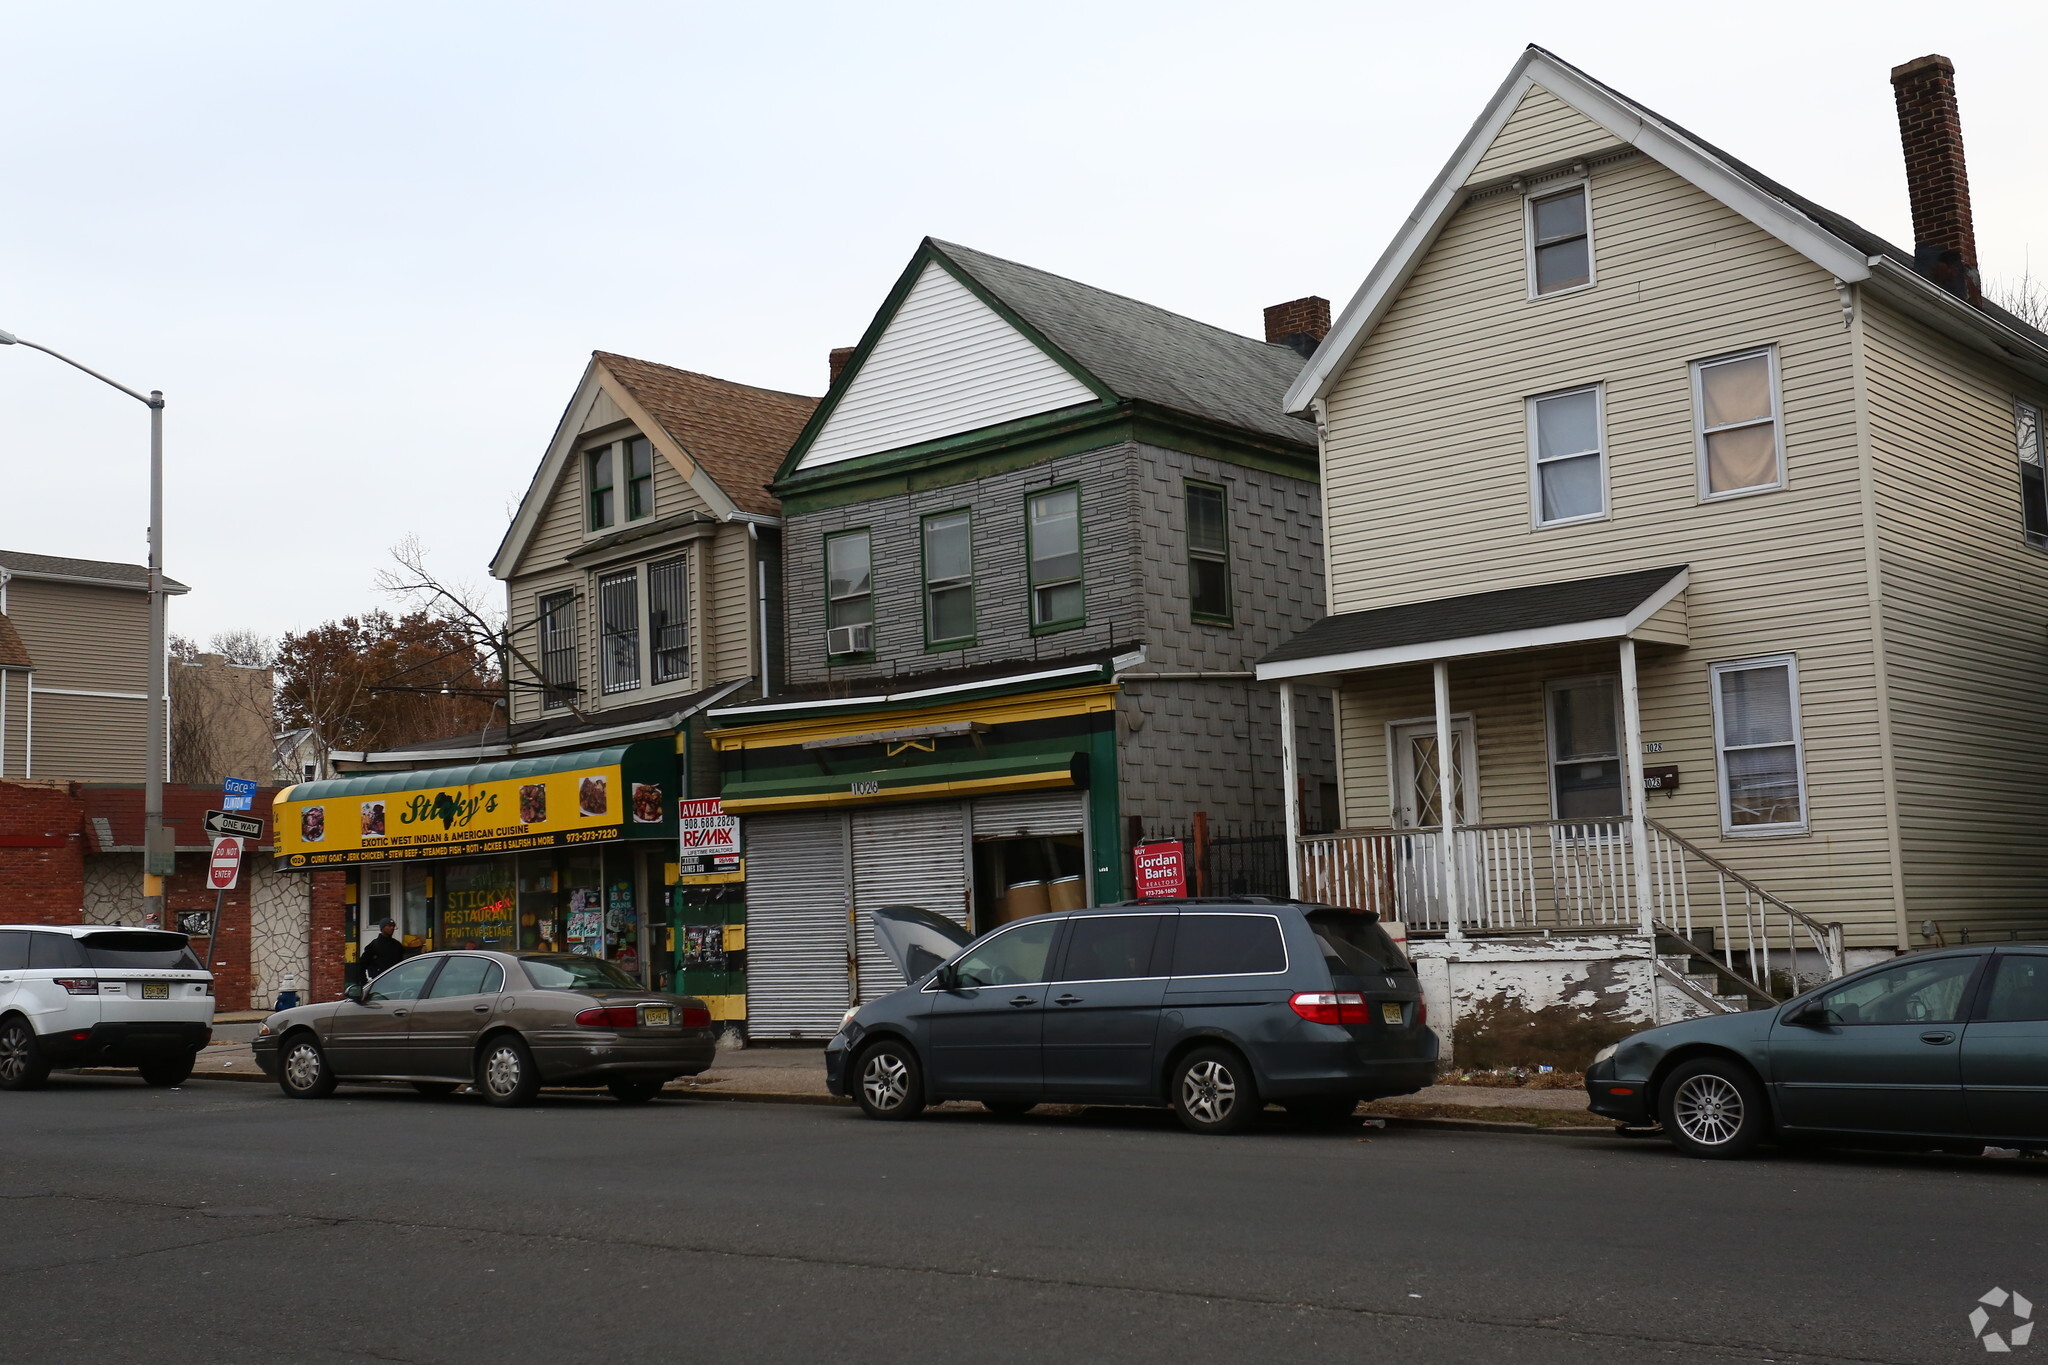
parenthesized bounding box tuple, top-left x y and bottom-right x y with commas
(854, 1039, 925, 1121)
(607, 1078, 666, 1104)
(1285, 1096, 1360, 1127)
(277, 1033, 336, 1099)
(982, 1100, 1035, 1118)
(1171, 1045, 1261, 1135)
(1659, 1058, 1768, 1159)
(0, 1017, 51, 1091)
(477, 1036, 541, 1107)
(410, 1081, 459, 1097)
(138, 1054, 195, 1087)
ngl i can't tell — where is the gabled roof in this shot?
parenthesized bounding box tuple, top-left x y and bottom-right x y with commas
(0, 612, 32, 669)
(0, 548, 189, 594)
(1288, 46, 2048, 413)
(777, 239, 1313, 482)
(493, 353, 818, 578)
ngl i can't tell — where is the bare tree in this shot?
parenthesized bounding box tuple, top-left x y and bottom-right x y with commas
(1989, 265, 2048, 331)
(375, 535, 581, 722)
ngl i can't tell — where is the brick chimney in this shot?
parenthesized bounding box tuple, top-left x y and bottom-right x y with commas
(1263, 296, 1331, 360)
(1890, 54, 1981, 304)
(828, 346, 857, 387)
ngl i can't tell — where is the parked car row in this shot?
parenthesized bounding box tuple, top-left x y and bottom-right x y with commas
(8, 913, 2048, 1159)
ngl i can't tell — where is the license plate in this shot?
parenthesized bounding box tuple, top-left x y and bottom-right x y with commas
(1380, 1002, 1404, 1025)
(142, 983, 170, 1000)
(641, 1007, 674, 1027)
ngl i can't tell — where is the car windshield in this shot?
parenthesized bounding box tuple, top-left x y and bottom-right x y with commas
(1308, 912, 1410, 975)
(80, 932, 204, 971)
(521, 955, 640, 991)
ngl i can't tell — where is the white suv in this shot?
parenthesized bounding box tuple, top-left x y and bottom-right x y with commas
(0, 925, 215, 1089)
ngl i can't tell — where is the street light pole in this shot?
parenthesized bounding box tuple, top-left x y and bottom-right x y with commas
(0, 330, 172, 922)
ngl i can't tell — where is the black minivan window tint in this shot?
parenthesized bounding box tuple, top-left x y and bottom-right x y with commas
(1309, 913, 1410, 974)
(1172, 915, 1285, 977)
(1983, 955, 2048, 1022)
(28, 933, 87, 970)
(1058, 916, 1164, 981)
(952, 920, 1058, 988)
(0, 930, 28, 972)
(79, 932, 202, 971)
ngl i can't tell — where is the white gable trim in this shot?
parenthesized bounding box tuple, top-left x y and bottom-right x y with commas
(1286, 48, 1873, 414)
(793, 259, 1100, 472)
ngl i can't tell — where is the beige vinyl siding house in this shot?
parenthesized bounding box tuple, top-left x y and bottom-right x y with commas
(1264, 47, 2048, 987)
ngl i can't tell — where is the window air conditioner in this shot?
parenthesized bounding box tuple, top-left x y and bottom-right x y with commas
(827, 623, 872, 655)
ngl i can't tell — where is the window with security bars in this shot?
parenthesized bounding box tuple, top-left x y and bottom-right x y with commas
(1185, 481, 1231, 622)
(598, 570, 641, 694)
(2018, 400, 2046, 547)
(538, 590, 577, 711)
(1711, 656, 1807, 834)
(648, 556, 689, 683)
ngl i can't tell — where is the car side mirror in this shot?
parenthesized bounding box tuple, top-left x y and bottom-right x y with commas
(343, 983, 365, 1003)
(932, 964, 958, 991)
(1786, 1002, 1831, 1028)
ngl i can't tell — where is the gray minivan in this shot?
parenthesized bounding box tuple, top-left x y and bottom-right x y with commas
(823, 898, 1437, 1134)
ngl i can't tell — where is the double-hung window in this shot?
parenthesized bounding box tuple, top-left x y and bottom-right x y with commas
(1186, 481, 1231, 622)
(1710, 656, 1808, 835)
(587, 446, 616, 530)
(826, 530, 874, 657)
(537, 590, 578, 712)
(1027, 486, 1083, 628)
(1527, 184, 1591, 296)
(922, 510, 974, 646)
(647, 555, 689, 683)
(625, 436, 655, 521)
(1545, 676, 1625, 821)
(2017, 399, 2046, 547)
(1694, 348, 1783, 498)
(1529, 386, 1605, 526)
(598, 570, 641, 694)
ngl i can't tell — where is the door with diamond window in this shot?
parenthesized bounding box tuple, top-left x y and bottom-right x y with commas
(1387, 718, 1478, 926)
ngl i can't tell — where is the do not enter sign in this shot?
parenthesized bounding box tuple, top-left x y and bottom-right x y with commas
(208, 836, 244, 891)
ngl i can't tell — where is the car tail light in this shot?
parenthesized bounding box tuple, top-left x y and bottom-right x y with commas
(575, 1006, 640, 1029)
(55, 978, 97, 997)
(1418, 997, 1428, 1027)
(681, 1006, 711, 1028)
(1289, 992, 1370, 1025)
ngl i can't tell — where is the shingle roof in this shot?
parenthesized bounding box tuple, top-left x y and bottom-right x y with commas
(1262, 566, 1687, 667)
(0, 549, 189, 593)
(594, 353, 818, 516)
(0, 613, 32, 669)
(929, 241, 1317, 449)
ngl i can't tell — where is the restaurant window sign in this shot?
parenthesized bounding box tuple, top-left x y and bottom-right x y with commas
(273, 741, 678, 869)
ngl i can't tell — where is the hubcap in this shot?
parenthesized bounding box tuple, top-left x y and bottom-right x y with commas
(862, 1051, 908, 1110)
(284, 1042, 322, 1091)
(1182, 1059, 1237, 1125)
(0, 1025, 26, 1081)
(485, 1047, 522, 1096)
(1674, 1074, 1745, 1146)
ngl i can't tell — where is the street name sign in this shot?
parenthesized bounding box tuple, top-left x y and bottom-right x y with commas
(222, 777, 258, 812)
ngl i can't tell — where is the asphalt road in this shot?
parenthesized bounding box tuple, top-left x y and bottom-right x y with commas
(2, 1077, 2044, 1364)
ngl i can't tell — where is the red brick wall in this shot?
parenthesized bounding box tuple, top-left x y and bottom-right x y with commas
(166, 853, 253, 1007)
(308, 869, 352, 1003)
(0, 781, 85, 923)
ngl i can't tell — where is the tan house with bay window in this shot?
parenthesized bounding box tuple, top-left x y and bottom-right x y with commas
(1261, 48, 2048, 1002)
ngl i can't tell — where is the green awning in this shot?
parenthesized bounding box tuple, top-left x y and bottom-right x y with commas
(720, 752, 1087, 813)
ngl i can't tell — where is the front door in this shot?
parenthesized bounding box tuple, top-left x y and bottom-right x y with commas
(1963, 950, 2048, 1142)
(1389, 718, 1477, 924)
(1770, 953, 1982, 1136)
(326, 955, 440, 1076)
(403, 955, 506, 1079)
(1041, 914, 1170, 1098)
(926, 918, 1061, 1096)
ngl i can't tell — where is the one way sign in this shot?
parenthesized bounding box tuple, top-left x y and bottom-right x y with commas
(204, 809, 265, 840)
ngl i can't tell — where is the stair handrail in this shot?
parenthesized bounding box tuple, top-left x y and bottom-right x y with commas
(1645, 818, 1844, 979)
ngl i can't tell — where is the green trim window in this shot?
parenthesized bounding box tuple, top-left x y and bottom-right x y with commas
(587, 446, 616, 530)
(648, 555, 690, 683)
(1185, 481, 1231, 622)
(922, 509, 974, 645)
(1027, 486, 1083, 629)
(537, 590, 578, 712)
(825, 529, 875, 657)
(626, 436, 655, 521)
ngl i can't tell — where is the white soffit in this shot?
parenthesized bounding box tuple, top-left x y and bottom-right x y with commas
(794, 261, 1098, 472)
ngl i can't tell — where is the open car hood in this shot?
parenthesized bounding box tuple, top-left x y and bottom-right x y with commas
(870, 904, 974, 984)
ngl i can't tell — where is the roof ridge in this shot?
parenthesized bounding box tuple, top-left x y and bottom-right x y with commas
(593, 350, 818, 405)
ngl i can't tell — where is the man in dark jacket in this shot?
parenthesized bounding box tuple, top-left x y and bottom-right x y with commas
(359, 920, 408, 979)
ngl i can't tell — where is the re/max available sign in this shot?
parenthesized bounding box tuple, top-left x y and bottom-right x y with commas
(1131, 840, 1187, 899)
(677, 798, 742, 878)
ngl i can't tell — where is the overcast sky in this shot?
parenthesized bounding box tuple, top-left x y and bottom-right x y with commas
(3, 1, 2043, 645)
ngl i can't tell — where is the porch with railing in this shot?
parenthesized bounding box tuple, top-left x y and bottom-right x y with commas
(1296, 819, 1845, 1005)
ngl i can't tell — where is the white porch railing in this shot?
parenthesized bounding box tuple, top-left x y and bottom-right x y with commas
(1296, 819, 1844, 1001)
